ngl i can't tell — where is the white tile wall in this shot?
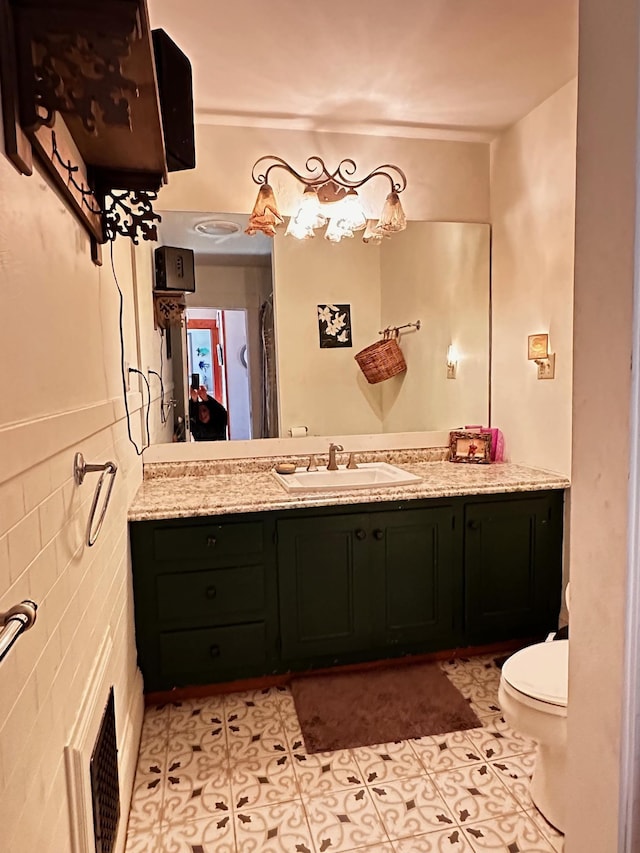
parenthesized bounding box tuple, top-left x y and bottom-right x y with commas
(0, 413, 147, 853)
(0, 131, 169, 853)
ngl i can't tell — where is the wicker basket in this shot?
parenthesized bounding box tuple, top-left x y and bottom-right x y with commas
(354, 330, 407, 384)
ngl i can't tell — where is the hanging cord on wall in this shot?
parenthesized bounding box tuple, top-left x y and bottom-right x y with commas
(148, 331, 168, 425)
(109, 242, 149, 455)
(128, 367, 152, 447)
(148, 369, 167, 424)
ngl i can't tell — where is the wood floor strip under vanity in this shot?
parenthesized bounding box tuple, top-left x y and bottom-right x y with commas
(143, 639, 530, 705)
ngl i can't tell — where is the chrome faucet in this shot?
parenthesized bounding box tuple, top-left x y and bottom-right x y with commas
(327, 443, 344, 470)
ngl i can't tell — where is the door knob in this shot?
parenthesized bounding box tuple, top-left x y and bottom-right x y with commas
(373, 529, 384, 540)
(205, 585, 217, 599)
(210, 644, 221, 658)
(355, 528, 367, 540)
(468, 520, 479, 531)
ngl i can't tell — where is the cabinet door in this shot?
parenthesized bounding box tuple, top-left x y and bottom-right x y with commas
(464, 495, 563, 644)
(277, 514, 372, 661)
(371, 507, 459, 649)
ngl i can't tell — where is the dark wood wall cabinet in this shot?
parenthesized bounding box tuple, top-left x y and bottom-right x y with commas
(129, 490, 565, 693)
(0, 0, 195, 258)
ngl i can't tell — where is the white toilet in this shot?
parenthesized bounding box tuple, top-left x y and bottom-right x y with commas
(497, 584, 570, 833)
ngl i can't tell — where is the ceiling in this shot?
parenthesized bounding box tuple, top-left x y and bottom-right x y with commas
(148, 0, 578, 140)
(157, 211, 272, 261)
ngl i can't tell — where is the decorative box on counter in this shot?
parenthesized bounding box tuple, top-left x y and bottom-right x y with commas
(449, 426, 504, 463)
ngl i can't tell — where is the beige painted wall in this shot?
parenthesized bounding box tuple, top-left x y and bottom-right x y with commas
(156, 124, 490, 224)
(0, 114, 169, 849)
(565, 0, 639, 847)
(272, 223, 490, 438)
(381, 222, 490, 432)
(272, 233, 383, 436)
(490, 79, 577, 476)
(146, 121, 490, 457)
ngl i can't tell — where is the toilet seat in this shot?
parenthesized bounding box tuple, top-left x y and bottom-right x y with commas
(501, 640, 568, 707)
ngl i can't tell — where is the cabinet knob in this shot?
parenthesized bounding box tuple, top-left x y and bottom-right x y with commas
(373, 528, 384, 540)
(210, 644, 221, 658)
(355, 528, 367, 540)
(205, 585, 217, 599)
(468, 520, 479, 531)
(206, 535, 217, 547)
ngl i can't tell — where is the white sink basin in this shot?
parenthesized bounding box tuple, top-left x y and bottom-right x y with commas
(272, 461, 422, 493)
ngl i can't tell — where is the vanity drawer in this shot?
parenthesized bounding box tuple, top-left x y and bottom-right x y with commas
(156, 565, 265, 622)
(158, 622, 268, 684)
(153, 521, 264, 564)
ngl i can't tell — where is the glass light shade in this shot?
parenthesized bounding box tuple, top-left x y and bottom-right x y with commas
(377, 191, 407, 233)
(245, 184, 284, 237)
(324, 216, 355, 242)
(362, 219, 385, 244)
(285, 215, 316, 240)
(295, 187, 326, 230)
(285, 188, 326, 238)
(334, 189, 367, 232)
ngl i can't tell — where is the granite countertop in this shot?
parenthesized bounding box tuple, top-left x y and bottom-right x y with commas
(128, 459, 570, 522)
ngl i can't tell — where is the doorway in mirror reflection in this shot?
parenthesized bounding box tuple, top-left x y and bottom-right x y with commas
(185, 307, 253, 440)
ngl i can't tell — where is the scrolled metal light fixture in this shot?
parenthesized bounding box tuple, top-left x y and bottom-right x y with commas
(246, 156, 407, 244)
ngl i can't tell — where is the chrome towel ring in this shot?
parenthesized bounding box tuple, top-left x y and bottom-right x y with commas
(73, 452, 118, 547)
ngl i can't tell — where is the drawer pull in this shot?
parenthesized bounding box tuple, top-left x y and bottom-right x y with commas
(355, 528, 367, 540)
(206, 535, 217, 547)
(205, 585, 217, 599)
(468, 520, 479, 531)
(210, 644, 221, 658)
(373, 528, 384, 540)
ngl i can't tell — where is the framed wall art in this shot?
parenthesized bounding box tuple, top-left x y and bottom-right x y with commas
(317, 304, 352, 348)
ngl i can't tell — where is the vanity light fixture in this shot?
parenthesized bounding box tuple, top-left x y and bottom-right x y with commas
(246, 156, 407, 244)
(528, 333, 556, 379)
(446, 344, 459, 379)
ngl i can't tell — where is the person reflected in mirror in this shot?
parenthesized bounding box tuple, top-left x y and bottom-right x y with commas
(189, 385, 228, 441)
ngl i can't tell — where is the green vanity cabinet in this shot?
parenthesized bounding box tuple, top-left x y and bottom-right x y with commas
(463, 491, 564, 644)
(276, 503, 459, 665)
(129, 488, 564, 692)
(129, 513, 279, 691)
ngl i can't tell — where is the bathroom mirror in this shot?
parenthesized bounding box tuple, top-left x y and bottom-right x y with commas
(153, 212, 490, 443)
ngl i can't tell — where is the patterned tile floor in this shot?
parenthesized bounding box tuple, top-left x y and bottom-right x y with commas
(125, 655, 564, 853)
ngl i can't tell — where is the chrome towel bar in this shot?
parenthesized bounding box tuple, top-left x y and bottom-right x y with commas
(73, 452, 118, 547)
(0, 600, 37, 664)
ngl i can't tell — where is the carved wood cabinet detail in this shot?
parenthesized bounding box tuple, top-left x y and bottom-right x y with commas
(0, 0, 182, 260)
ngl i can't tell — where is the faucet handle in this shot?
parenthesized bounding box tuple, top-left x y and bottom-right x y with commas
(346, 452, 358, 469)
(307, 454, 318, 471)
(329, 443, 344, 452)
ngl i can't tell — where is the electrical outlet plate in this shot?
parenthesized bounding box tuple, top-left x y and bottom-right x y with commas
(124, 361, 131, 391)
(537, 353, 556, 380)
(447, 362, 457, 379)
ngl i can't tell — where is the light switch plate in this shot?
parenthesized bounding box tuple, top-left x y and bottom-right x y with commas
(537, 353, 556, 380)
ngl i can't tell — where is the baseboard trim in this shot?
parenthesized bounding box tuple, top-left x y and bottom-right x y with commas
(143, 639, 528, 706)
